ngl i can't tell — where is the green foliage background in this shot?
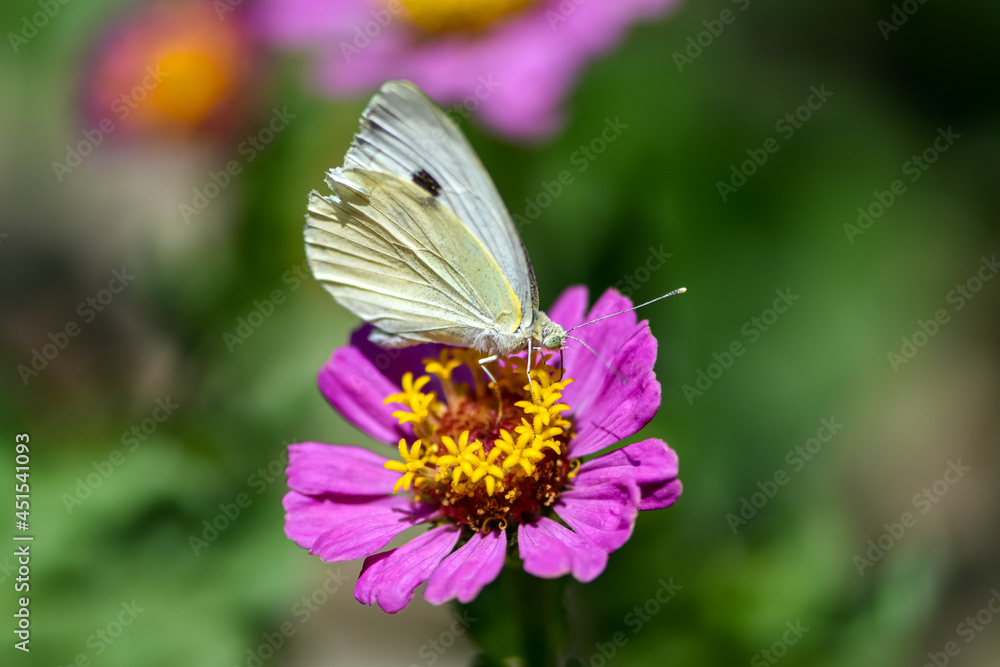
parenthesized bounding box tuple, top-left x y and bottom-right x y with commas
(1, 0, 999, 665)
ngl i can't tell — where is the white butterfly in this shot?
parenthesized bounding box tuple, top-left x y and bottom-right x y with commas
(305, 80, 682, 382)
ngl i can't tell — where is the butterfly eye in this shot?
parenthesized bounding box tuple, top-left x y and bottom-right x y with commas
(543, 333, 563, 349)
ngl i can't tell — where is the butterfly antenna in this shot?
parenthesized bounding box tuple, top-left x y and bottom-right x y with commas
(565, 287, 687, 333)
(564, 335, 626, 384)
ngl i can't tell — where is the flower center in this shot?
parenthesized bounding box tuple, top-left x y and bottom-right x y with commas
(87, 3, 248, 135)
(151, 51, 231, 125)
(383, 349, 577, 532)
(399, 0, 535, 32)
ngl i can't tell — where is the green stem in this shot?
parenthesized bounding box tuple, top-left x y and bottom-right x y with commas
(461, 566, 569, 666)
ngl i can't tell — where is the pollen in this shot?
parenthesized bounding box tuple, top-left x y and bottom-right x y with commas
(383, 439, 430, 493)
(399, 0, 535, 33)
(385, 373, 436, 428)
(382, 349, 577, 531)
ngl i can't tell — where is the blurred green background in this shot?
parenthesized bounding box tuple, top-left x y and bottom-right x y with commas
(2, 0, 999, 665)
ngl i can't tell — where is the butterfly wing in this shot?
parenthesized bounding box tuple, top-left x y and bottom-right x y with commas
(342, 80, 540, 315)
(306, 167, 524, 350)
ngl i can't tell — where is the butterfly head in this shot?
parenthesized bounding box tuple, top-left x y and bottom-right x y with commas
(531, 312, 566, 351)
(541, 327, 566, 350)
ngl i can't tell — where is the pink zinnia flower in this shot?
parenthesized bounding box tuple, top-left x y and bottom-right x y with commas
(252, 0, 679, 138)
(283, 286, 682, 613)
(82, 0, 258, 142)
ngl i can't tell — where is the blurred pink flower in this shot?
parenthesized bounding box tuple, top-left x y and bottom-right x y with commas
(82, 0, 259, 142)
(252, 0, 678, 139)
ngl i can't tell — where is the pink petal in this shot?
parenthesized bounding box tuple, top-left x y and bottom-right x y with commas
(254, 0, 680, 139)
(547, 285, 589, 332)
(318, 346, 410, 445)
(308, 501, 437, 562)
(574, 438, 681, 510)
(562, 288, 640, 416)
(286, 442, 398, 496)
(518, 517, 607, 582)
(355, 525, 461, 613)
(250, 0, 373, 44)
(282, 491, 410, 551)
(347, 325, 472, 388)
(554, 480, 639, 552)
(640, 478, 683, 511)
(425, 529, 506, 605)
(576, 438, 678, 484)
(568, 323, 660, 457)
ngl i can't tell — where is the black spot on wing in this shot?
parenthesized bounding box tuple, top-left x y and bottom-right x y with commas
(412, 169, 441, 197)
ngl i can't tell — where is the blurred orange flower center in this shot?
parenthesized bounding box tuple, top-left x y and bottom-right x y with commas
(151, 51, 230, 125)
(400, 0, 535, 32)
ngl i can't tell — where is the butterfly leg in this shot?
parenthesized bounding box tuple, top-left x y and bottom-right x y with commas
(477, 354, 503, 418)
(526, 338, 538, 402)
